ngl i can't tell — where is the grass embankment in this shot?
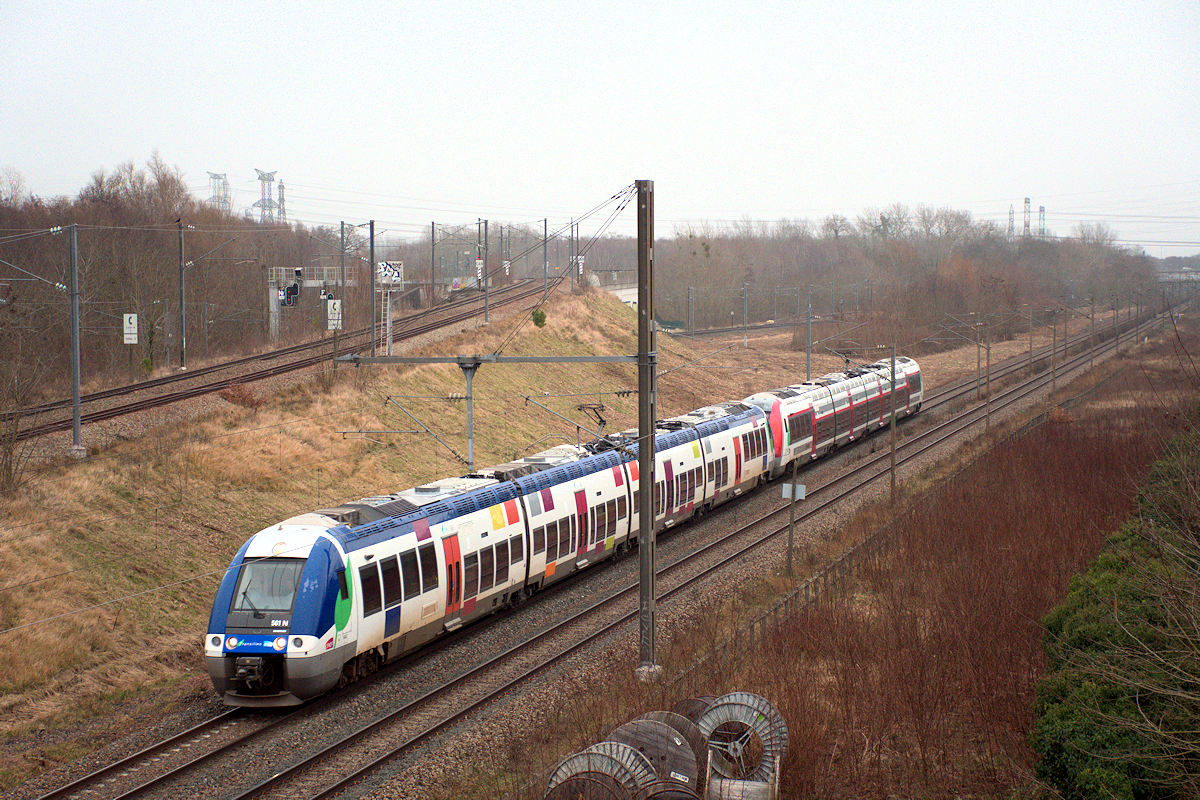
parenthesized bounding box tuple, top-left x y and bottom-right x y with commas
(0, 290, 851, 789)
(426, 316, 1198, 800)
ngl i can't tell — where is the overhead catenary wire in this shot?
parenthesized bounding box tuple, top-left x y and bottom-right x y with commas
(492, 185, 636, 356)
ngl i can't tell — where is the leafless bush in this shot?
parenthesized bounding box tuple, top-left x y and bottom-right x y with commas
(0, 357, 43, 496)
(217, 382, 265, 413)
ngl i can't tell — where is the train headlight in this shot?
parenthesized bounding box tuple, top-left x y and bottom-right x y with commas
(273, 636, 287, 651)
(292, 637, 303, 649)
(210, 636, 221, 647)
(226, 636, 239, 649)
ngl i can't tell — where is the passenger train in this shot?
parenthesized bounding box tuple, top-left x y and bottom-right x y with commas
(205, 357, 922, 705)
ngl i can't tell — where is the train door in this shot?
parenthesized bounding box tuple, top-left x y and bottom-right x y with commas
(574, 489, 588, 557)
(733, 435, 742, 485)
(441, 535, 462, 627)
(844, 388, 854, 438)
(355, 557, 385, 651)
(664, 459, 675, 516)
(625, 460, 640, 541)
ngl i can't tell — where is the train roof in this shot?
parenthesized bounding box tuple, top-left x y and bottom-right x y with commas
(659, 401, 755, 427)
(467, 444, 588, 482)
(325, 444, 615, 553)
(589, 402, 762, 455)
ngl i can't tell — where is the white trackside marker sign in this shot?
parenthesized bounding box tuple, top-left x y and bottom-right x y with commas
(123, 313, 138, 344)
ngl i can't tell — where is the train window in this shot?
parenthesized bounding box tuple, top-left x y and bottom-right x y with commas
(495, 539, 510, 584)
(548, 521, 560, 561)
(337, 569, 349, 600)
(617, 495, 627, 520)
(463, 552, 478, 600)
(607, 499, 617, 534)
(358, 564, 383, 617)
(380, 556, 402, 608)
(400, 550, 420, 601)
(561, 517, 573, 556)
(632, 489, 639, 515)
(418, 543, 438, 594)
(479, 546, 495, 592)
(510, 534, 523, 563)
(910, 373, 921, 393)
(233, 558, 304, 613)
(533, 525, 545, 555)
(588, 507, 597, 545)
(595, 503, 607, 543)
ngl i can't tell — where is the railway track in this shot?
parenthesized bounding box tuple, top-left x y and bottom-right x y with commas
(29, 306, 1170, 800)
(15, 281, 546, 442)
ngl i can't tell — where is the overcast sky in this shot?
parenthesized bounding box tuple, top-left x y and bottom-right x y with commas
(4, 0, 1198, 255)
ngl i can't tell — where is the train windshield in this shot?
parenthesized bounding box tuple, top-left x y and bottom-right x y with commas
(232, 558, 305, 613)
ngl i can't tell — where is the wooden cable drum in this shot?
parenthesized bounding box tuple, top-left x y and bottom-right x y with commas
(697, 692, 788, 783)
(544, 772, 628, 800)
(632, 779, 703, 800)
(545, 741, 657, 800)
(704, 775, 773, 800)
(669, 695, 717, 724)
(606, 719, 699, 793)
(633, 714, 705, 767)
(633, 711, 707, 791)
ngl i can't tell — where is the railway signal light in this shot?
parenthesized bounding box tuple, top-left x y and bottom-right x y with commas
(280, 283, 299, 307)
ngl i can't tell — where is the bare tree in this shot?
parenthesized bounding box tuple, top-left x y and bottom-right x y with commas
(0, 166, 26, 207)
(0, 352, 45, 495)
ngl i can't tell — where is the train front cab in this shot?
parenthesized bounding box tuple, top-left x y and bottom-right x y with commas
(205, 524, 353, 707)
(900, 357, 923, 411)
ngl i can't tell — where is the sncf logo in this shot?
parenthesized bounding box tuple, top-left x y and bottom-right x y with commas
(325, 637, 334, 650)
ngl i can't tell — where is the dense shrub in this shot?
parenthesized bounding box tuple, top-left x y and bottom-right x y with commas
(1032, 432, 1200, 799)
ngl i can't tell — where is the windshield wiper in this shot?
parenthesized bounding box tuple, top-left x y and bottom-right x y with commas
(242, 579, 265, 619)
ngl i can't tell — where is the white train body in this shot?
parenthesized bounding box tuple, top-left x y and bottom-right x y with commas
(205, 359, 921, 705)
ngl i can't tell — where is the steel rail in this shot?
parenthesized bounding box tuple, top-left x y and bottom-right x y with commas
(31, 709, 242, 800)
(7, 282, 535, 422)
(15, 283, 548, 442)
